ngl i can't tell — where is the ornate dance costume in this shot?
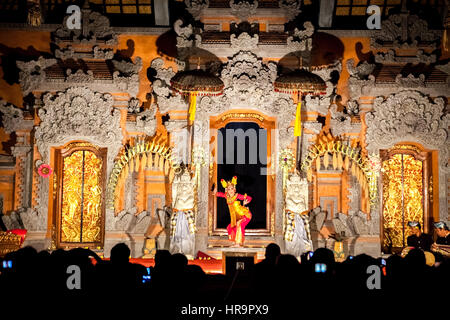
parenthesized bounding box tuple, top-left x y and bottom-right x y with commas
(216, 176, 252, 245)
(170, 171, 197, 258)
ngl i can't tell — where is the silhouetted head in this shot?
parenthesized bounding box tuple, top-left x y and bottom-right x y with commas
(404, 248, 426, 268)
(154, 249, 171, 269)
(311, 248, 335, 266)
(171, 253, 188, 273)
(110, 243, 130, 265)
(276, 254, 299, 273)
(265, 243, 281, 262)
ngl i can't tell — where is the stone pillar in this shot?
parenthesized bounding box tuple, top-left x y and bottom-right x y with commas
(12, 141, 33, 210)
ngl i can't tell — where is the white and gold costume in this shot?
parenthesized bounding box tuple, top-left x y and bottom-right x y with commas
(169, 171, 197, 258)
(284, 173, 312, 257)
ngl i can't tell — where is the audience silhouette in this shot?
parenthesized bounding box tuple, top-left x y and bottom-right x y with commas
(0, 241, 447, 314)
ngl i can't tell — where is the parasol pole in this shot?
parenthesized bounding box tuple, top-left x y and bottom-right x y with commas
(295, 91, 304, 173)
(188, 58, 201, 168)
(295, 56, 304, 173)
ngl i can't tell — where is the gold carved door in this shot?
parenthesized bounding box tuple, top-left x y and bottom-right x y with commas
(381, 146, 430, 253)
(55, 144, 106, 248)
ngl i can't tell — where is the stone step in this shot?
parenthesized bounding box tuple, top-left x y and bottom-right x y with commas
(206, 246, 266, 260)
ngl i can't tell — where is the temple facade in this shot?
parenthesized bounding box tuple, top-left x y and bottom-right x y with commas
(0, 0, 448, 258)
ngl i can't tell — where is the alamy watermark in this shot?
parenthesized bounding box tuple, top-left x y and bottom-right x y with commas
(366, 5, 381, 30)
(66, 265, 81, 290)
(66, 5, 81, 30)
(366, 265, 382, 290)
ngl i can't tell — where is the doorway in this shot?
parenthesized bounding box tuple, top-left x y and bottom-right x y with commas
(381, 145, 431, 253)
(216, 122, 267, 230)
(54, 143, 106, 248)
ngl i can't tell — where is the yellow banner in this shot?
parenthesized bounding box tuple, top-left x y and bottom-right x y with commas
(294, 100, 302, 137)
(189, 93, 197, 121)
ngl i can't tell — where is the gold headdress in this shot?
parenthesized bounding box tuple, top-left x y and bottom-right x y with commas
(220, 176, 237, 189)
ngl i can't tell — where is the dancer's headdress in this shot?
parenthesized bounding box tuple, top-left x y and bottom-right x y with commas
(221, 176, 237, 188)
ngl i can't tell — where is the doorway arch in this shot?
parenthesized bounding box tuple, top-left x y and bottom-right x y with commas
(380, 144, 431, 253)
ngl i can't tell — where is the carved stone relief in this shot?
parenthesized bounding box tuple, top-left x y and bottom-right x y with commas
(174, 19, 194, 48)
(365, 90, 449, 221)
(329, 103, 361, 137)
(286, 21, 314, 51)
(34, 87, 123, 230)
(230, 32, 259, 49)
(185, 0, 209, 19)
(0, 101, 34, 133)
(375, 49, 436, 64)
(370, 14, 441, 49)
(279, 0, 301, 21)
(304, 60, 341, 116)
(54, 4, 117, 45)
(229, 0, 258, 21)
(16, 57, 57, 95)
(150, 58, 187, 114)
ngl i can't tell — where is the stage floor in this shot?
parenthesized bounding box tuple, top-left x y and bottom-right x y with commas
(128, 258, 224, 274)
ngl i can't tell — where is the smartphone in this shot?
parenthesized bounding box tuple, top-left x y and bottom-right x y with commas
(314, 263, 327, 273)
(380, 258, 386, 266)
(308, 251, 314, 259)
(142, 267, 151, 283)
(2, 260, 12, 269)
(348, 255, 354, 260)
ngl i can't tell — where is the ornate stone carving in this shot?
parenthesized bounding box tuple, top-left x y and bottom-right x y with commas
(329, 104, 361, 136)
(174, 19, 194, 48)
(113, 207, 151, 233)
(230, 32, 259, 50)
(394, 73, 425, 88)
(0, 101, 32, 134)
(54, 3, 117, 45)
(112, 57, 142, 97)
(113, 57, 143, 76)
(185, 0, 209, 19)
(365, 90, 449, 221)
(332, 211, 377, 236)
(346, 100, 360, 116)
(150, 58, 186, 113)
(135, 108, 157, 137)
(436, 61, 450, 75)
(1, 210, 23, 229)
(229, 0, 258, 21)
(279, 0, 301, 21)
(16, 57, 57, 95)
(332, 212, 355, 236)
(196, 51, 294, 148)
(347, 177, 360, 215)
(8, 207, 46, 231)
(66, 69, 95, 83)
(375, 49, 436, 64)
(303, 61, 341, 116)
(370, 14, 441, 49)
(286, 22, 314, 51)
(55, 45, 114, 60)
(365, 90, 448, 160)
(284, 172, 308, 213)
(307, 206, 327, 232)
(16, 55, 140, 96)
(128, 98, 142, 113)
(347, 58, 375, 80)
(35, 87, 122, 163)
(347, 59, 377, 98)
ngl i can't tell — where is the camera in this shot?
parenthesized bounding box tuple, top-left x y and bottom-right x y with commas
(314, 263, 327, 273)
(142, 267, 151, 283)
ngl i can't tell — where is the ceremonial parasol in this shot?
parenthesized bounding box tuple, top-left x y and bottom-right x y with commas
(274, 58, 326, 171)
(274, 63, 326, 137)
(171, 66, 224, 123)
